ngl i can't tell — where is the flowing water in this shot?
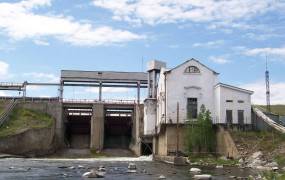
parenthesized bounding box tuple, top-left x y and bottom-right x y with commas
(0, 157, 258, 180)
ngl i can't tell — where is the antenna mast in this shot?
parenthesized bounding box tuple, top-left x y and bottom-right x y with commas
(265, 55, 271, 112)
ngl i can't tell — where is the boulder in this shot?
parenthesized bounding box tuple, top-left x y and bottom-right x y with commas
(82, 169, 105, 178)
(272, 167, 279, 171)
(216, 165, 223, 169)
(193, 174, 212, 180)
(127, 163, 137, 173)
(265, 162, 278, 167)
(98, 165, 106, 172)
(128, 163, 137, 170)
(190, 168, 202, 174)
(250, 151, 263, 160)
(255, 166, 272, 171)
(158, 175, 166, 179)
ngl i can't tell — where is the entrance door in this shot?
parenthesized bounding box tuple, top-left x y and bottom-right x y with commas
(238, 110, 244, 125)
(226, 110, 233, 125)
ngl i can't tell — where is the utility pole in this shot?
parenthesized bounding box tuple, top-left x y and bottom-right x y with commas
(176, 102, 179, 157)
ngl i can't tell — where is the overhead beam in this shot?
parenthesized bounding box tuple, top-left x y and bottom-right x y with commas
(63, 83, 147, 88)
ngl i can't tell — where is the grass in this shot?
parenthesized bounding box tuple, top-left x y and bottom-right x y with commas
(261, 171, 285, 180)
(256, 105, 285, 116)
(0, 108, 54, 138)
(188, 154, 238, 166)
(231, 130, 285, 152)
(275, 155, 285, 167)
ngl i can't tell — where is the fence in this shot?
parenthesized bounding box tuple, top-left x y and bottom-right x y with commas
(0, 99, 18, 127)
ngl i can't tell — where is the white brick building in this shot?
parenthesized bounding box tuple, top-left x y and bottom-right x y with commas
(143, 59, 253, 155)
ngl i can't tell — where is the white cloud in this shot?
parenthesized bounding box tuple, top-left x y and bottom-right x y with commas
(23, 72, 59, 83)
(0, 61, 9, 77)
(241, 81, 285, 105)
(244, 46, 285, 59)
(92, 0, 285, 25)
(86, 87, 130, 94)
(0, 0, 144, 46)
(209, 55, 230, 64)
(33, 39, 50, 46)
(244, 32, 280, 41)
(192, 40, 224, 48)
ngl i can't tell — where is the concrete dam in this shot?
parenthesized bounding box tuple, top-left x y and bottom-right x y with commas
(0, 69, 150, 156)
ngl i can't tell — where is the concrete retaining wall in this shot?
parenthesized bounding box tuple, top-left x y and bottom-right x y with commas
(0, 127, 55, 156)
(0, 101, 64, 156)
(18, 102, 64, 148)
(216, 126, 239, 159)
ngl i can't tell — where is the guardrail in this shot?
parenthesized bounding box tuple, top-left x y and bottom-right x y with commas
(0, 82, 24, 87)
(253, 107, 285, 133)
(0, 96, 59, 102)
(0, 96, 137, 104)
(63, 99, 136, 105)
(0, 99, 18, 127)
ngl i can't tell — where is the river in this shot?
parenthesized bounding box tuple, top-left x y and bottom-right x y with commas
(0, 157, 258, 179)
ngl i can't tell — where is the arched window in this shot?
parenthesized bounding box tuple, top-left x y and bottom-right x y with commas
(185, 66, 200, 73)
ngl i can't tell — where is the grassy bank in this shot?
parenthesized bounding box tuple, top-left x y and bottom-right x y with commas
(231, 130, 285, 166)
(256, 105, 285, 116)
(0, 108, 54, 138)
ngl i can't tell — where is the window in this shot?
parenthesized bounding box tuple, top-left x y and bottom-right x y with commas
(238, 110, 244, 125)
(226, 100, 233, 103)
(185, 66, 200, 73)
(187, 98, 198, 119)
(238, 100, 244, 103)
(226, 110, 233, 124)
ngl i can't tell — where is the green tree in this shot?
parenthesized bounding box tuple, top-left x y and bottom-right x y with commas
(186, 104, 216, 153)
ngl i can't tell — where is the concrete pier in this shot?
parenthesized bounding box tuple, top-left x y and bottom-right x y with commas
(90, 103, 104, 151)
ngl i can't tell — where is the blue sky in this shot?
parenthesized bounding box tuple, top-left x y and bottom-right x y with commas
(0, 0, 285, 104)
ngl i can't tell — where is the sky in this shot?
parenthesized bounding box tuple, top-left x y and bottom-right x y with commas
(0, 0, 285, 104)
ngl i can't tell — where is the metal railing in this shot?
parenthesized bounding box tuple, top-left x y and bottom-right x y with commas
(0, 82, 24, 87)
(0, 96, 59, 102)
(253, 107, 285, 133)
(63, 98, 136, 105)
(0, 99, 18, 127)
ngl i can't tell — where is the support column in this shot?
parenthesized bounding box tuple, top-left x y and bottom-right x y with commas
(137, 81, 141, 104)
(99, 81, 102, 101)
(90, 103, 104, 151)
(59, 80, 64, 101)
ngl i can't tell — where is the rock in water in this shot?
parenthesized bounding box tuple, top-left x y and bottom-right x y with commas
(193, 174, 212, 180)
(127, 163, 137, 173)
(128, 163, 137, 170)
(216, 165, 223, 169)
(82, 169, 105, 178)
(78, 165, 84, 169)
(158, 175, 166, 179)
(190, 168, 202, 174)
(98, 165, 106, 172)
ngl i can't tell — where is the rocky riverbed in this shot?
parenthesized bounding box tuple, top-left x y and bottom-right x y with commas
(0, 157, 262, 180)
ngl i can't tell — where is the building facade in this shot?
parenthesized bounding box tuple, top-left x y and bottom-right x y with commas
(143, 59, 253, 156)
